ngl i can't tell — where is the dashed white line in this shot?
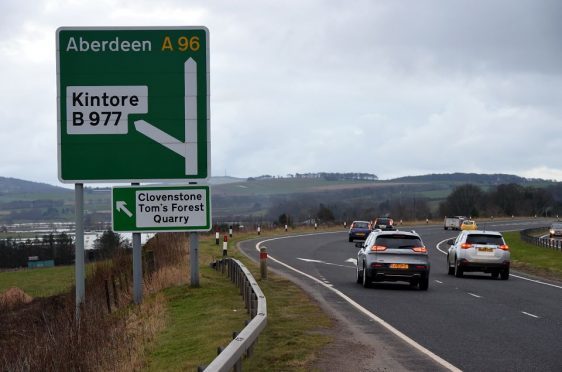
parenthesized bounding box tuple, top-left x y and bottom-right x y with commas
(435, 280, 444, 284)
(468, 293, 482, 298)
(521, 311, 540, 319)
(256, 234, 461, 372)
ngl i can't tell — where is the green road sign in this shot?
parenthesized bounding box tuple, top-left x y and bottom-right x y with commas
(112, 185, 211, 232)
(57, 27, 210, 183)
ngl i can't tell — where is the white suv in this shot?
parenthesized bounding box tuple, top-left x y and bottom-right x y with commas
(446, 230, 510, 280)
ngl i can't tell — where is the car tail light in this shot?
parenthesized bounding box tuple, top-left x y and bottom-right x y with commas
(370, 245, 387, 251)
(371, 263, 384, 268)
(461, 243, 472, 249)
(415, 265, 427, 269)
(412, 247, 427, 253)
(499, 244, 509, 251)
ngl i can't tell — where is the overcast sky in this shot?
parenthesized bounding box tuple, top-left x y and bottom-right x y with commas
(1, 0, 561, 186)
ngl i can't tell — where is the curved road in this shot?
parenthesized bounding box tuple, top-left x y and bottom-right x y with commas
(239, 219, 562, 371)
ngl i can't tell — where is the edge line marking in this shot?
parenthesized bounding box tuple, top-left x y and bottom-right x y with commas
(255, 233, 461, 372)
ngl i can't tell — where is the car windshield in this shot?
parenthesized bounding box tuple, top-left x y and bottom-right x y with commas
(464, 221, 475, 225)
(375, 235, 422, 248)
(353, 222, 369, 229)
(466, 234, 504, 245)
(551, 223, 562, 229)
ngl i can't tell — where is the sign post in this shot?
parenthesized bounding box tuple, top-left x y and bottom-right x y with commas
(57, 27, 211, 310)
(57, 27, 210, 182)
(112, 185, 211, 232)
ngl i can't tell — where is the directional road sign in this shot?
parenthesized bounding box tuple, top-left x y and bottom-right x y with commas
(112, 185, 211, 232)
(57, 27, 210, 183)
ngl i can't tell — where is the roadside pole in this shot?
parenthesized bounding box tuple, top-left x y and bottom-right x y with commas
(75, 183, 85, 319)
(132, 183, 142, 304)
(190, 233, 200, 287)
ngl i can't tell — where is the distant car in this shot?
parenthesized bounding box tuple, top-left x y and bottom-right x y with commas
(460, 220, 477, 231)
(549, 223, 562, 238)
(348, 220, 371, 242)
(447, 230, 510, 279)
(372, 217, 395, 231)
(356, 230, 430, 290)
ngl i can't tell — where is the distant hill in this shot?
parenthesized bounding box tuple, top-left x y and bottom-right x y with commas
(0, 177, 70, 195)
(388, 173, 551, 185)
(208, 176, 245, 185)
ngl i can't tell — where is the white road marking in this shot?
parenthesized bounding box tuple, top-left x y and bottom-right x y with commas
(256, 234, 461, 372)
(521, 311, 540, 319)
(297, 257, 355, 268)
(435, 280, 443, 284)
(346, 258, 358, 265)
(435, 238, 562, 290)
(468, 293, 482, 298)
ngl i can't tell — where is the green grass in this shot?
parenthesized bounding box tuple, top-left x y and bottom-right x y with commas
(145, 228, 335, 371)
(144, 273, 249, 371)
(503, 231, 562, 279)
(0, 265, 75, 297)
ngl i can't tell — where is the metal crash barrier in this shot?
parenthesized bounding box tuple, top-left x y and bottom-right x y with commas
(520, 227, 562, 252)
(201, 258, 267, 371)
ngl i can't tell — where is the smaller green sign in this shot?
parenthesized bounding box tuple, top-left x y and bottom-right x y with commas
(112, 185, 211, 232)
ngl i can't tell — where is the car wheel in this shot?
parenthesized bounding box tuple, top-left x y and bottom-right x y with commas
(500, 268, 509, 280)
(356, 264, 363, 284)
(362, 264, 371, 288)
(444, 226, 448, 230)
(491, 271, 499, 279)
(454, 258, 463, 278)
(419, 276, 429, 290)
(447, 255, 454, 275)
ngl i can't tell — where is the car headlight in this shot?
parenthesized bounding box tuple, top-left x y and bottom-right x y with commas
(550, 229, 555, 234)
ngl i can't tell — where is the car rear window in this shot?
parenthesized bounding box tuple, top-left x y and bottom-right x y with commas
(353, 222, 370, 229)
(466, 234, 504, 245)
(375, 235, 422, 248)
(376, 219, 392, 225)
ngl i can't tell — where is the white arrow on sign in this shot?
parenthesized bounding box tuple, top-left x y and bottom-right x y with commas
(134, 57, 198, 175)
(116, 201, 133, 218)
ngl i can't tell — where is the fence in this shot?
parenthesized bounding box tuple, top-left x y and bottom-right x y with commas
(520, 227, 562, 252)
(200, 258, 267, 371)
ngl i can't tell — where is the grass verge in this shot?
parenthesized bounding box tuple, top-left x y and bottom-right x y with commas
(145, 227, 335, 371)
(503, 231, 562, 280)
(0, 265, 74, 297)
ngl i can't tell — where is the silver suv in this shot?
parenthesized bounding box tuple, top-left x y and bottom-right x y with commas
(447, 230, 510, 279)
(356, 230, 430, 290)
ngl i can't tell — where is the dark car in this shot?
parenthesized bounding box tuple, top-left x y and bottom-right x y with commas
(348, 220, 371, 242)
(356, 230, 430, 290)
(372, 217, 395, 231)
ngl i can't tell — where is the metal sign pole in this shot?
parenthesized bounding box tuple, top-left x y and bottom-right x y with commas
(132, 182, 142, 304)
(133, 232, 142, 304)
(75, 183, 85, 319)
(190, 232, 200, 287)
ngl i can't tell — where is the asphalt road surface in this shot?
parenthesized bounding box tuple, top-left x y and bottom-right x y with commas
(239, 219, 562, 371)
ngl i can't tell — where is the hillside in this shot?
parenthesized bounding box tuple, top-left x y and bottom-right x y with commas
(0, 173, 559, 224)
(389, 173, 552, 186)
(0, 177, 70, 195)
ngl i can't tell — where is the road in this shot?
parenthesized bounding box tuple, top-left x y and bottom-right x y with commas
(239, 219, 562, 371)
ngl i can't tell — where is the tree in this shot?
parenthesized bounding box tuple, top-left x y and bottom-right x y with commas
(94, 230, 128, 259)
(316, 204, 335, 222)
(439, 184, 484, 217)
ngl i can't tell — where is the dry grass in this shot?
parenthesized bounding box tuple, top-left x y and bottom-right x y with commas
(0, 232, 189, 371)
